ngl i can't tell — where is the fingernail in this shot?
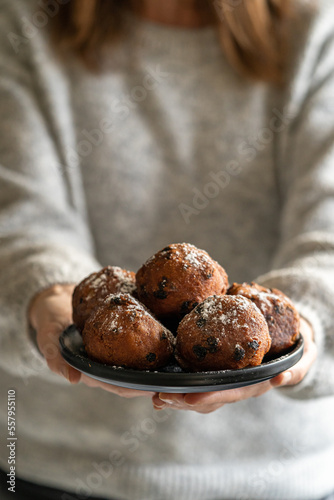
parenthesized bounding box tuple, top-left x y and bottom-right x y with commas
(159, 398, 175, 404)
(153, 399, 167, 408)
(281, 372, 292, 385)
(158, 392, 176, 404)
(153, 403, 166, 411)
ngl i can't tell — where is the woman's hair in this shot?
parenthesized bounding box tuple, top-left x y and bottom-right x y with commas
(50, 0, 293, 84)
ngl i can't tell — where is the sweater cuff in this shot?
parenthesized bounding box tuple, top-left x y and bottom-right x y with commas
(0, 243, 100, 382)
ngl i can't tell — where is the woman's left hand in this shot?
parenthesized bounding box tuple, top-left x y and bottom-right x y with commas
(152, 317, 317, 414)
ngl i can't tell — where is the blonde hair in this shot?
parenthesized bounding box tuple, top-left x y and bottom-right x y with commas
(50, 0, 293, 83)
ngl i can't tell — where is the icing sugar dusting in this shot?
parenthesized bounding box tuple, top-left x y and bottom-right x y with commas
(195, 295, 253, 329)
(184, 250, 202, 267)
(108, 318, 119, 330)
(232, 295, 251, 310)
(250, 289, 275, 311)
(87, 273, 107, 288)
(111, 266, 136, 293)
(196, 296, 219, 320)
(235, 284, 282, 313)
(144, 243, 214, 271)
(86, 266, 135, 295)
(103, 294, 172, 338)
(183, 244, 213, 269)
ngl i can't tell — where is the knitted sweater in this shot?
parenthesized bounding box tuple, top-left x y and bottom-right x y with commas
(0, 0, 334, 499)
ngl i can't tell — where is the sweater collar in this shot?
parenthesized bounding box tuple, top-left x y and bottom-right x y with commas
(125, 14, 223, 64)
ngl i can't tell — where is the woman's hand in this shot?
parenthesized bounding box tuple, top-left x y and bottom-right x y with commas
(152, 317, 317, 413)
(28, 284, 154, 398)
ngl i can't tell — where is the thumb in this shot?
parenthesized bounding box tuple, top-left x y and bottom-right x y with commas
(37, 323, 81, 384)
(30, 284, 81, 384)
(37, 322, 82, 384)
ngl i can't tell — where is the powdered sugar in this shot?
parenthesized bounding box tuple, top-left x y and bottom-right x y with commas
(85, 273, 107, 298)
(142, 243, 214, 272)
(194, 295, 254, 330)
(184, 249, 205, 267)
(111, 266, 136, 294)
(85, 271, 106, 286)
(108, 318, 119, 330)
(232, 295, 252, 310)
(220, 313, 227, 323)
(196, 296, 219, 319)
(103, 293, 170, 331)
(85, 266, 136, 300)
(183, 244, 214, 270)
(219, 309, 241, 327)
(241, 286, 280, 313)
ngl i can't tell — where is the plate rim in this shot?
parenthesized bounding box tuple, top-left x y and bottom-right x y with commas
(59, 325, 304, 392)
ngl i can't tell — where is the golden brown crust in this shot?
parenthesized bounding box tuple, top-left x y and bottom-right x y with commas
(136, 243, 229, 321)
(228, 282, 300, 357)
(72, 266, 136, 332)
(175, 295, 271, 371)
(82, 293, 174, 370)
(73, 248, 300, 373)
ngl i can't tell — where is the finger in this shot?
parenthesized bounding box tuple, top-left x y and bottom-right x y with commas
(288, 336, 317, 386)
(182, 380, 272, 407)
(271, 339, 317, 388)
(183, 384, 270, 411)
(59, 364, 82, 384)
(152, 392, 191, 411)
(29, 284, 74, 331)
(191, 404, 225, 414)
(155, 393, 185, 405)
(154, 381, 272, 412)
(271, 344, 317, 387)
(152, 393, 224, 413)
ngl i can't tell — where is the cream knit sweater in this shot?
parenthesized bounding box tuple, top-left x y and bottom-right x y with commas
(0, 0, 334, 499)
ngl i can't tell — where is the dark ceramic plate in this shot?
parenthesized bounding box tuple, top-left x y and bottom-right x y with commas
(59, 325, 304, 393)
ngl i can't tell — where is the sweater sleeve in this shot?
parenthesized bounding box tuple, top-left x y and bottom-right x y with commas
(256, 3, 334, 400)
(0, 1, 100, 381)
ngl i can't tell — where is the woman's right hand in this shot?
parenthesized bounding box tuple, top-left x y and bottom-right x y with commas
(28, 284, 155, 398)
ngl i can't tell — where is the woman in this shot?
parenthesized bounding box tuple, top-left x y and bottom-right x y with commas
(0, 0, 333, 499)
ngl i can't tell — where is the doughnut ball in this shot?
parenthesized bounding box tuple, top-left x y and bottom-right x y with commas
(72, 266, 136, 332)
(175, 295, 271, 372)
(228, 282, 300, 357)
(136, 243, 228, 321)
(82, 293, 175, 370)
